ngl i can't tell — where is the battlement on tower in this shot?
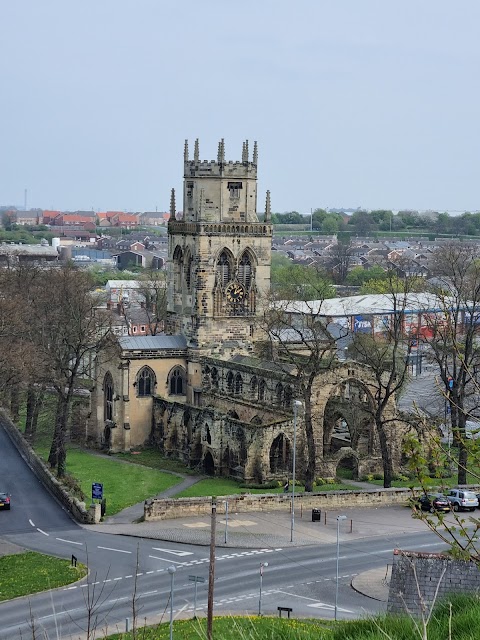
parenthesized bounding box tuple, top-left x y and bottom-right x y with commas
(184, 159, 257, 179)
(183, 138, 258, 179)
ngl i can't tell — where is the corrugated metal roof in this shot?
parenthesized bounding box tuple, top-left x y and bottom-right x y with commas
(119, 335, 187, 350)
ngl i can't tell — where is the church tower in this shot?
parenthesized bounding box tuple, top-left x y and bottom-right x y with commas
(167, 139, 272, 351)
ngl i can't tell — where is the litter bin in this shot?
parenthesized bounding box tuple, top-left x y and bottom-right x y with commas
(312, 508, 321, 522)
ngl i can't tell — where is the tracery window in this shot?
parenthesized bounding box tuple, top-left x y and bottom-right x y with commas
(168, 366, 185, 395)
(137, 366, 156, 397)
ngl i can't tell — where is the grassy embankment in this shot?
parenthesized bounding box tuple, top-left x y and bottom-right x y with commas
(104, 594, 480, 639)
(0, 552, 87, 601)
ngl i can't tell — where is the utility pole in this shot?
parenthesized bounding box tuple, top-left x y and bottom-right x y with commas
(207, 497, 217, 640)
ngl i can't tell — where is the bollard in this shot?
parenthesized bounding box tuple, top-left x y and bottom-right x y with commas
(71, 555, 77, 567)
(125, 618, 130, 632)
(350, 519, 353, 533)
(324, 511, 327, 525)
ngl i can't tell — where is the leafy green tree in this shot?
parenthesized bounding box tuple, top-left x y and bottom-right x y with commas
(272, 263, 334, 300)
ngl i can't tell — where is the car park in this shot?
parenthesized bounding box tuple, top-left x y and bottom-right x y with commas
(447, 489, 478, 512)
(0, 492, 11, 510)
(416, 493, 451, 513)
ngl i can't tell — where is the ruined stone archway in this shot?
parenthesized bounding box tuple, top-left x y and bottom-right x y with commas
(203, 451, 215, 475)
(332, 447, 359, 481)
(322, 378, 376, 458)
(269, 433, 292, 474)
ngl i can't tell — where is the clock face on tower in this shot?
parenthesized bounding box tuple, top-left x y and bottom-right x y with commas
(225, 282, 246, 303)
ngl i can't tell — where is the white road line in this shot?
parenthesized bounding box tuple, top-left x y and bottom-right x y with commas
(149, 555, 186, 565)
(56, 537, 83, 545)
(97, 546, 132, 554)
(146, 571, 154, 574)
(28, 519, 35, 527)
(113, 577, 122, 581)
(152, 547, 193, 557)
(125, 575, 133, 579)
(136, 572, 143, 576)
(37, 528, 49, 536)
(64, 586, 77, 591)
(142, 590, 158, 596)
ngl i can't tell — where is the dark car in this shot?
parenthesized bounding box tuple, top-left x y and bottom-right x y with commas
(417, 493, 451, 513)
(0, 492, 11, 510)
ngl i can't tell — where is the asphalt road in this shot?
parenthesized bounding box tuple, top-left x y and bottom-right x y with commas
(0, 421, 446, 640)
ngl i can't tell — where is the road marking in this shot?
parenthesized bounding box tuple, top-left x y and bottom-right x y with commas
(56, 537, 83, 545)
(308, 602, 353, 612)
(98, 546, 132, 554)
(149, 555, 186, 565)
(37, 528, 49, 536)
(125, 575, 133, 579)
(113, 577, 123, 581)
(29, 519, 35, 527)
(152, 547, 193, 557)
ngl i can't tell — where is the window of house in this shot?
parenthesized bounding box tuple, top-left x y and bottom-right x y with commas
(140, 325, 145, 333)
(137, 367, 156, 397)
(104, 372, 114, 422)
(228, 181, 242, 199)
(168, 366, 186, 395)
(132, 326, 137, 334)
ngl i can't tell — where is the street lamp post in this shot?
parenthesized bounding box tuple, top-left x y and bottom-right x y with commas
(167, 565, 176, 640)
(335, 515, 347, 621)
(258, 562, 268, 616)
(291, 400, 302, 543)
(224, 500, 229, 544)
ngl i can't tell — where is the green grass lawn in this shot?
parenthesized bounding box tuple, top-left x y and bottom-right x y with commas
(0, 552, 87, 601)
(367, 474, 480, 490)
(112, 448, 198, 475)
(104, 594, 480, 639)
(64, 449, 181, 515)
(107, 616, 332, 640)
(174, 479, 357, 498)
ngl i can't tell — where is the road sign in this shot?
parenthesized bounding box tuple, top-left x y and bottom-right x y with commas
(92, 482, 103, 500)
(189, 575, 206, 583)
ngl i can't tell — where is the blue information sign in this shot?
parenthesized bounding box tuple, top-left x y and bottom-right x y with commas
(92, 482, 103, 500)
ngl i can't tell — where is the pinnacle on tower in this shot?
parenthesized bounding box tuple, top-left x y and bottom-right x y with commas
(170, 188, 176, 219)
(242, 141, 246, 163)
(253, 141, 258, 165)
(184, 139, 189, 162)
(217, 138, 225, 164)
(265, 190, 271, 222)
(244, 140, 249, 163)
(194, 138, 200, 163)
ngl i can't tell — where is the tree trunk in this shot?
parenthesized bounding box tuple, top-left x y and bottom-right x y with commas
(56, 394, 70, 478)
(376, 419, 394, 488)
(30, 389, 44, 445)
(10, 386, 20, 422)
(303, 393, 316, 492)
(25, 385, 36, 442)
(48, 395, 64, 469)
(457, 409, 468, 485)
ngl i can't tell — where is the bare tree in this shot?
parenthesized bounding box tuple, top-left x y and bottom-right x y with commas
(348, 271, 416, 487)
(259, 265, 339, 491)
(422, 243, 480, 485)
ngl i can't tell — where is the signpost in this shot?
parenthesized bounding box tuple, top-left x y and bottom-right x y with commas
(92, 482, 103, 500)
(188, 575, 205, 618)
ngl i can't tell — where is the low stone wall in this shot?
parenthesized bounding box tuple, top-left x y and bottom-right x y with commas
(388, 549, 480, 616)
(144, 486, 411, 520)
(0, 409, 96, 524)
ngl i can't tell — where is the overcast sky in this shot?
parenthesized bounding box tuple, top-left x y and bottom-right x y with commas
(1, 2, 479, 213)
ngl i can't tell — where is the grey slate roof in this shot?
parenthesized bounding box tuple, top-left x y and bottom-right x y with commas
(119, 335, 187, 350)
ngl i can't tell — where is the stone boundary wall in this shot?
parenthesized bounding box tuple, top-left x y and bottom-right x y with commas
(144, 486, 411, 520)
(0, 409, 96, 524)
(387, 549, 480, 616)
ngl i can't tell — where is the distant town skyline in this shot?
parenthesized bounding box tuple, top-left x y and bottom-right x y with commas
(1, 2, 479, 213)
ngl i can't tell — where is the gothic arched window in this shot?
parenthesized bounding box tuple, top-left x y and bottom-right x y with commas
(104, 372, 114, 421)
(137, 366, 156, 397)
(234, 373, 243, 395)
(226, 371, 234, 393)
(238, 251, 253, 289)
(250, 376, 257, 395)
(211, 367, 219, 389)
(258, 379, 267, 402)
(283, 385, 292, 409)
(275, 383, 284, 405)
(168, 366, 186, 395)
(173, 246, 183, 293)
(216, 250, 232, 287)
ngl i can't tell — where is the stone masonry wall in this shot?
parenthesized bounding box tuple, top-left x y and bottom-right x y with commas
(0, 409, 97, 524)
(387, 549, 480, 616)
(144, 487, 411, 520)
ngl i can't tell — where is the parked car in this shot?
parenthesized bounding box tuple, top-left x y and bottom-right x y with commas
(447, 489, 479, 512)
(416, 493, 451, 513)
(0, 492, 11, 510)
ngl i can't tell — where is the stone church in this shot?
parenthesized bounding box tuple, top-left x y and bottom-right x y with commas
(90, 140, 405, 483)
